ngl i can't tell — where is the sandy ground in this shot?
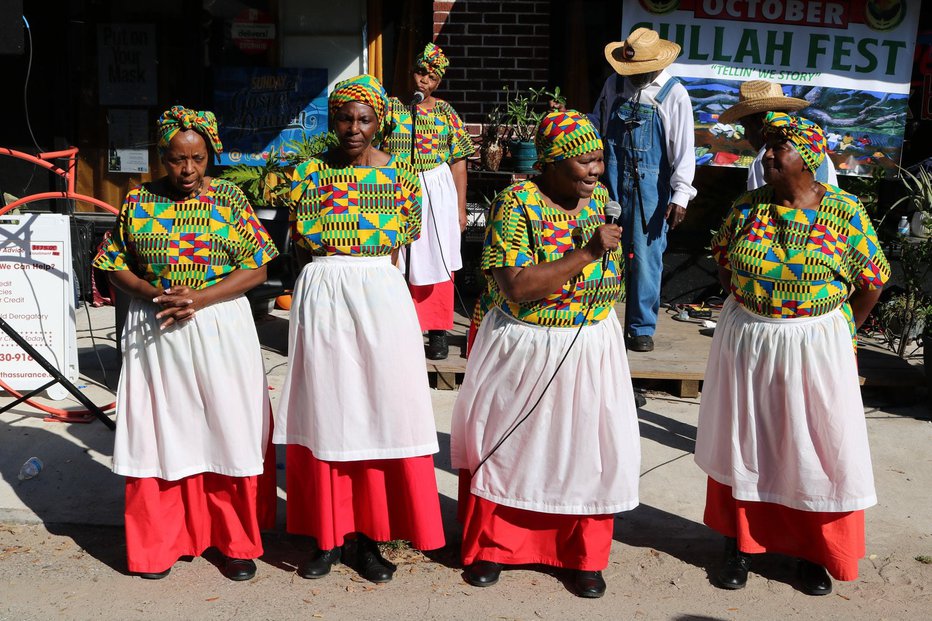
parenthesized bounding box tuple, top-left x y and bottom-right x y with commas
(0, 305, 930, 620)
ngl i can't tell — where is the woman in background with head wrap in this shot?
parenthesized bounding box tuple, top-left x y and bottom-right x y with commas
(696, 112, 889, 595)
(94, 106, 279, 581)
(450, 110, 640, 598)
(274, 75, 444, 584)
(383, 42, 475, 360)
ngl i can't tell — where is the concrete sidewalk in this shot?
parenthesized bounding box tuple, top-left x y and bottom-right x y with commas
(0, 303, 930, 620)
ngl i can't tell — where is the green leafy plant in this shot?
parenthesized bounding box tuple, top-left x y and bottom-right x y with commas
(890, 164, 932, 238)
(877, 237, 932, 357)
(502, 85, 566, 142)
(282, 131, 338, 166)
(482, 104, 507, 147)
(219, 152, 289, 208)
(219, 132, 337, 208)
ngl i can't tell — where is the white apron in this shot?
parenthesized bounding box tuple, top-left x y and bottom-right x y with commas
(400, 162, 462, 285)
(112, 296, 270, 481)
(273, 255, 439, 461)
(695, 297, 877, 512)
(451, 308, 641, 515)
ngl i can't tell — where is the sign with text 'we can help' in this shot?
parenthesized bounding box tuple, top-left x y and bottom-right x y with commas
(0, 215, 77, 400)
(624, 0, 920, 176)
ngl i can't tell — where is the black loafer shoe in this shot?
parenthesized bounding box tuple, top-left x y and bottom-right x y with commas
(297, 547, 341, 579)
(717, 537, 750, 590)
(223, 558, 257, 581)
(634, 392, 647, 408)
(463, 560, 502, 587)
(798, 559, 832, 596)
(136, 567, 171, 580)
(354, 538, 395, 583)
(626, 335, 654, 352)
(573, 570, 607, 598)
(426, 331, 449, 360)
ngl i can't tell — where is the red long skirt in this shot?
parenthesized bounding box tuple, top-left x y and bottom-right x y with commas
(256, 420, 278, 530)
(285, 444, 445, 551)
(458, 471, 614, 571)
(704, 477, 865, 581)
(409, 279, 454, 331)
(124, 473, 264, 573)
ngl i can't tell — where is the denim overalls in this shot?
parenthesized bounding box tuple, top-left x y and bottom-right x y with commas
(603, 77, 679, 337)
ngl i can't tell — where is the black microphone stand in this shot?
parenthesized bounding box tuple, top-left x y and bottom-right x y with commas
(403, 93, 422, 283)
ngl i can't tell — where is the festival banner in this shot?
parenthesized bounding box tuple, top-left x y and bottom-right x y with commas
(623, 0, 921, 176)
(214, 67, 328, 166)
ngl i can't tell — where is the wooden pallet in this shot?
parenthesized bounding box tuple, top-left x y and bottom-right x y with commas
(423, 303, 926, 396)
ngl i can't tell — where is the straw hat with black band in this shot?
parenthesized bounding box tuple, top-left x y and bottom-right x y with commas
(718, 80, 809, 124)
(604, 27, 681, 76)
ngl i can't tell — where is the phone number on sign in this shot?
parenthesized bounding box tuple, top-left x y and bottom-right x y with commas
(0, 353, 34, 362)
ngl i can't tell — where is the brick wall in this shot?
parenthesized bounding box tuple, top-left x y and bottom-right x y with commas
(432, 0, 551, 137)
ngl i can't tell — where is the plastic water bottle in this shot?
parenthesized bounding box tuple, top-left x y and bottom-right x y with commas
(18, 457, 43, 481)
(897, 216, 910, 237)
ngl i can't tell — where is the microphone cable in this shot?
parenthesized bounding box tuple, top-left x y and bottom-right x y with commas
(469, 211, 620, 478)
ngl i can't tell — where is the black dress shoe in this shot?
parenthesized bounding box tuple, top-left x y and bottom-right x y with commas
(426, 330, 449, 360)
(222, 558, 257, 581)
(626, 335, 654, 352)
(634, 391, 647, 408)
(297, 547, 341, 579)
(136, 567, 171, 580)
(463, 560, 502, 587)
(573, 570, 607, 598)
(798, 559, 833, 596)
(353, 537, 396, 583)
(716, 537, 750, 589)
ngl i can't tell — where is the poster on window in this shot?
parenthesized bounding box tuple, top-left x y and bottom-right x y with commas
(213, 67, 329, 166)
(107, 109, 150, 173)
(98, 24, 157, 106)
(624, 0, 921, 177)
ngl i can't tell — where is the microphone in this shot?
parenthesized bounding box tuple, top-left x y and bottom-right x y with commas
(409, 91, 425, 106)
(605, 200, 621, 225)
(603, 201, 622, 269)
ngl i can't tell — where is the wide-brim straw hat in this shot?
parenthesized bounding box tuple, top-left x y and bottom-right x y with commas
(718, 80, 810, 124)
(604, 28, 681, 76)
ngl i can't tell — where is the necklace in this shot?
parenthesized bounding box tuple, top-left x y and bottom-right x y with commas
(181, 179, 205, 200)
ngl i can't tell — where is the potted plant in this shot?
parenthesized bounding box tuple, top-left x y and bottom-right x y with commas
(219, 131, 338, 210)
(501, 85, 566, 173)
(480, 105, 507, 172)
(890, 164, 932, 238)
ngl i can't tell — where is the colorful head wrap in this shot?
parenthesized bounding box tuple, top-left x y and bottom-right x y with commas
(157, 106, 223, 155)
(762, 112, 827, 173)
(328, 74, 391, 141)
(534, 110, 604, 170)
(415, 42, 449, 79)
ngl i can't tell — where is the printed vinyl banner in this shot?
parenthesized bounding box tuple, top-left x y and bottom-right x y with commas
(214, 67, 328, 166)
(623, 0, 921, 176)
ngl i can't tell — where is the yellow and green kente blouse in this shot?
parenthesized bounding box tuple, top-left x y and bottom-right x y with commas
(289, 155, 422, 256)
(711, 183, 890, 343)
(382, 98, 475, 173)
(94, 178, 278, 290)
(474, 180, 623, 329)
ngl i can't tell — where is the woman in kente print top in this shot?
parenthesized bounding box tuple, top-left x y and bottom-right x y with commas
(695, 112, 890, 596)
(274, 74, 444, 585)
(383, 42, 475, 360)
(94, 106, 278, 582)
(451, 110, 641, 599)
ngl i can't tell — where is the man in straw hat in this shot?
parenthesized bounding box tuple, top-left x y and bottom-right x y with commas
(590, 27, 697, 353)
(719, 80, 837, 190)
